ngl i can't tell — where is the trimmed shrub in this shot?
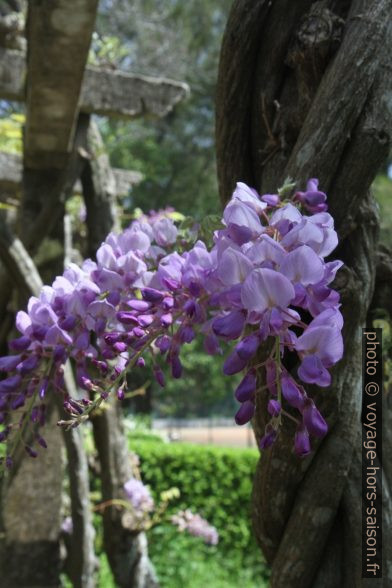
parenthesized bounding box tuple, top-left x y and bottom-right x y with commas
(129, 436, 269, 586)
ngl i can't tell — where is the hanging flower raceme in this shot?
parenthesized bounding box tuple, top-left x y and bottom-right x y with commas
(171, 509, 219, 545)
(123, 477, 155, 525)
(0, 179, 343, 465)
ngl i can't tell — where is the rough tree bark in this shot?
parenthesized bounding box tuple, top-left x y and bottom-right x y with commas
(91, 399, 159, 588)
(60, 366, 97, 588)
(216, 1, 392, 586)
(0, 201, 96, 588)
(0, 116, 96, 588)
(83, 120, 159, 588)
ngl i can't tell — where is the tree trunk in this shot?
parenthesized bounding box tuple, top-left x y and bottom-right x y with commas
(60, 365, 97, 588)
(0, 407, 64, 588)
(83, 119, 159, 588)
(91, 398, 159, 588)
(0, 115, 96, 587)
(216, 1, 392, 586)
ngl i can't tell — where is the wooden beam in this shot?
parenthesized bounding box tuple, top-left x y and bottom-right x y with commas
(0, 150, 21, 194)
(0, 151, 143, 198)
(81, 66, 189, 119)
(103, 168, 143, 195)
(0, 47, 189, 121)
(24, 0, 99, 169)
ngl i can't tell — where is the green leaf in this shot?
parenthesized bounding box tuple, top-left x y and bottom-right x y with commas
(277, 177, 296, 197)
(199, 214, 224, 245)
(179, 216, 196, 230)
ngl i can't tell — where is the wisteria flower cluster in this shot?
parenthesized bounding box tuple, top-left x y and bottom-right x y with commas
(61, 470, 218, 545)
(0, 178, 343, 464)
(171, 509, 219, 545)
(123, 478, 218, 545)
(124, 477, 155, 523)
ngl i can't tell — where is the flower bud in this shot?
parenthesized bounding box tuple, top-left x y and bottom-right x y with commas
(0, 374, 22, 393)
(223, 351, 247, 376)
(113, 342, 128, 354)
(141, 287, 164, 303)
(138, 314, 154, 327)
(281, 375, 305, 410)
(235, 400, 255, 425)
(11, 394, 26, 410)
(25, 445, 38, 458)
(132, 327, 145, 338)
(126, 299, 151, 311)
(154, 366, 165, 387)
(163, 296, 174, 310)
(160, 313, 173, 327)
(80, 377, 94, 391)
(235, 371, 256, 403)
(212, 311, 245, 340)
(59, 315, 77, 331)
(235, 334, 260, 361)
(116, 312, 140, 325)
(171, 356, 182, 379)
(37, 435, 48, 449)
(0, 355, 22, 372)
(259, 424, 278, 450)
(302, 399, 328, 438)
(155, 335, 171, 353)
(19, 355, 39, 375)
(179, 325, 195, 344)
(294, 425, 311, 457)
(9, 336, 31, 352)
(267, 399, 281, 417)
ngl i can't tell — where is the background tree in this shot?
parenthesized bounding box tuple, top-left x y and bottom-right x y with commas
(96, 0, 232, 217)
(0, 1, 187, 586)
(216, 1, 392, 586)
(94, 0, 239, 420)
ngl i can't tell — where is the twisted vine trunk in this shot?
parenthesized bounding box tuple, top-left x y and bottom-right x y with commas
(216, 1, 392, 586)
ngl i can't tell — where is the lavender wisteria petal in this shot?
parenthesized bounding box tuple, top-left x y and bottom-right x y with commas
(241, 268, 295, 314)
(217, 248, 253, 286)
(0, 179, 343, 464)
(223, 201, 262, 244)
(279, 245, 324, 286)
(232, 181, 268, 214)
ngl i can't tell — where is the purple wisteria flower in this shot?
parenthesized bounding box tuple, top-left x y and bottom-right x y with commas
(171, 509, 219, 545)
(294, 178, 328, 214)
(0, 178, 343, 464)
(124, 478, 155, 515)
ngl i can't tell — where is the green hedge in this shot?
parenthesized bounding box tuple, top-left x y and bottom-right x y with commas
(129, 436, 269, 586)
